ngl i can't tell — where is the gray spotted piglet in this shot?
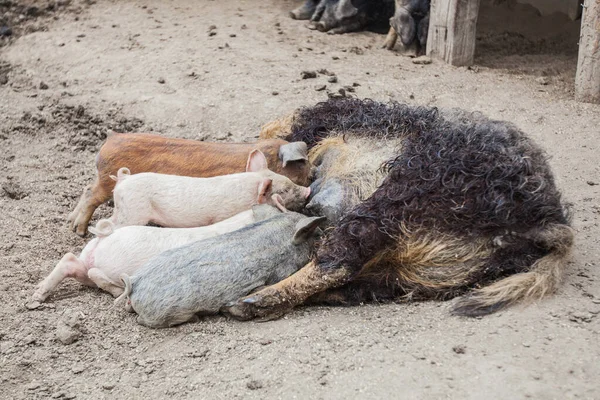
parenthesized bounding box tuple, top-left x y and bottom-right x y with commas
(118, 211, 325, 328)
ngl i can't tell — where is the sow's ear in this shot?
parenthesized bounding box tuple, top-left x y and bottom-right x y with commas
(292, 216, 327, 245)
(278, 142, 308, 168)
(246, 149, 269, 172)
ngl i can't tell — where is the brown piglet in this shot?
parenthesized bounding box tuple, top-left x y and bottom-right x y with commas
(67, 133, 310, 236)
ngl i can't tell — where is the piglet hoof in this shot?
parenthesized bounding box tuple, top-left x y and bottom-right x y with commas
(25, 300, 42, 310)
(25, 293, 45, 310)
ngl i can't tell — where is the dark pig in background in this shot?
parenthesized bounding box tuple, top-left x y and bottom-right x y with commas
(118, 211, 326, 328)
(383, 0, 431, 55)
(290, 0, 395, 34)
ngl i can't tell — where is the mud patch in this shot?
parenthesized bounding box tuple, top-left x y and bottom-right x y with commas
(0, 0, 90, 47)
(6, 102, 145, 151)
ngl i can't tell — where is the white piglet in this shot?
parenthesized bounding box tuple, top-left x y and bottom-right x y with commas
(109, 149, 311, 228)
(29, 205, 281, 305)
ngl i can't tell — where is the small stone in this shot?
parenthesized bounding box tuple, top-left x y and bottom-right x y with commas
(587, 181, 598, 186)
(157, 77, 165, 84)
(452, 345, 466, 354)
(27, 382, 41, 391)
(72, 364, 86, 374)
(522, 342, 531, 348)
(241, 24, 247, 29)
(327, 76, 337, 83)
(56, 324, 80, 345)
(259, 339, 273, 345)
(332, 56, 339, 60)
(348, 46, 363, 55)
(102, 382, 116, 390)
(352, 82, 360, 87)
(39, 82, 49, 90)
(271, 91, 279, 96)
(536, 76, 550, 85)
(592, 299, 600, 304)
(412, 56, 432, 65)
(208, 25, 217, 31)
(229, 33, 236, 37)
(301, 70, 317, 79)
(0, 74, 7, 85)
(246, 380, 263, 390)
(0, 26, 12, 37)
(208, 31, 216, 37)
(314, 84, 326, 91)
(317, 69, 335, 76)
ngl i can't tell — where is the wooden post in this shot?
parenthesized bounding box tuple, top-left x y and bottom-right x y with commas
(426, 0, 481, 66)
(575, 0, 600, 104)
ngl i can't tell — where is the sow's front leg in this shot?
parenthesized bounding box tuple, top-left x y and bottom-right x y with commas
(224, 210, 392, 320)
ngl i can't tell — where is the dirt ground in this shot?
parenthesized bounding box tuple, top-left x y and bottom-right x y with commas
(0, 0, 599, 398)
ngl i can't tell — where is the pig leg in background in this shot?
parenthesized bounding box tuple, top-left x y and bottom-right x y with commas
(306, 1, 327, 29)
(326, 20, 364, 34)
(290, 0, 320, 20)
(416, 14, 429, 55)
(31, 253, 95, 302)
(88, 268, 124, 297)
(382, 26, 398, 49)
(67, 178, 112, 237)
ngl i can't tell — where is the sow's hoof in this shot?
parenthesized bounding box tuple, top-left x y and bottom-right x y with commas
(221, 289, 292, 322)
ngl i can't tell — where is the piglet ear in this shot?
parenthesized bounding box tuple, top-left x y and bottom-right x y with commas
(257, 178, 273, 204)
(246, 149, 269, 172)
(292, 216, 327, 245)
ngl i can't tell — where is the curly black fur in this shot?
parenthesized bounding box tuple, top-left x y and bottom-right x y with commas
(288, 98, 438, 148)
(288, 98, 571, 313)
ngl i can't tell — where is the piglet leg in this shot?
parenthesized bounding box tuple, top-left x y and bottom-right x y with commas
(88, 268, 124, 297)
(68, 178, 113, 237)
(31, 253, 93, 303)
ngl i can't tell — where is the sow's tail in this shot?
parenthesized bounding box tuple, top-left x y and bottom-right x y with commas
(114, 273, 133, 310)
(87, 219, 115, 237)
(453, 224, 574, 316)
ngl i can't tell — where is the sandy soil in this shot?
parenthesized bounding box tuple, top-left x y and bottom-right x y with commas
(1, 0, 599, 399)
